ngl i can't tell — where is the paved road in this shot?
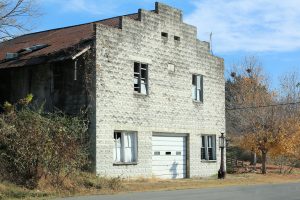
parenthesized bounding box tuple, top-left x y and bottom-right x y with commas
(60, 182, 300, 200)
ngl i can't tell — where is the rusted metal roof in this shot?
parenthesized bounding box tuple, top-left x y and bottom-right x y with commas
(0, 13, 139, 69)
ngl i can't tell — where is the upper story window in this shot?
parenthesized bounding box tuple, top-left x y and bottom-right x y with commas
(113, 131, 137, 163)
(192, 74, 203, 102)
(174, 36, 180, 41)
(161, 32, 168, 38)
(201, 135, 216, 161)
(134, 62, 148, 95)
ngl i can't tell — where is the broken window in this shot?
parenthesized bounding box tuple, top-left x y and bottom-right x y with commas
(201, 135, 216, 161)
(192, 74, 203, 102)
(134, 62, 148, 95)
(113, 131, 137, 163)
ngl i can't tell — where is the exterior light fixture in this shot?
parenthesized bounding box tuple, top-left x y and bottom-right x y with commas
(218, 132, 226, 179)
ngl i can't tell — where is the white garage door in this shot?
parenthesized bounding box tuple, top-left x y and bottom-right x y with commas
(152, 135, 187, 179)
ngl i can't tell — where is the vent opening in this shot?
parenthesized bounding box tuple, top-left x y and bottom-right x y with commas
(174, 36, 180, 41)
(17, 44, 49, 54)
(5, 53, 19, 60)
(161, 32, 168, 38)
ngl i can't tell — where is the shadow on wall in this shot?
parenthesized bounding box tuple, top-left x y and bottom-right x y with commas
(170, 161, 178, 179)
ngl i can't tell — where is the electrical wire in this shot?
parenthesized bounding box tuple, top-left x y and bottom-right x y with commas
(226, 101, 300, 111)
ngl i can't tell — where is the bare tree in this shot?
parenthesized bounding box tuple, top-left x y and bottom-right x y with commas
(226, 56, 276, 174)
(278, 70, 300, 117)
(0, 0, 38, 40)
(226, 58, 300, 174)
(272, 70, 300, 173)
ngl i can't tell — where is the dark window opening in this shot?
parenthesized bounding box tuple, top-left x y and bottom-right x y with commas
(174, 36, 180, 41)
(201, 136, 206, 160)
(161, 32, 168, 37)
(114, 132, 121, 140)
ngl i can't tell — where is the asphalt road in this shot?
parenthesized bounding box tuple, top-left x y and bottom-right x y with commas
(60, 182, 300, 200)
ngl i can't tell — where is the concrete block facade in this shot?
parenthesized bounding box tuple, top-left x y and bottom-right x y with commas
(95, 2, 225, 178)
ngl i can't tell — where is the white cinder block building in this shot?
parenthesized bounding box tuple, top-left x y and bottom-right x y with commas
(94, 2, 225, 178)
(0, 2, 225, 179)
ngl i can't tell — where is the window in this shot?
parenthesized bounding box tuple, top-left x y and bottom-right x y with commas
(201, 135, 216, 161)
(192, 74, 203, 102)
(134, 62, 148, 95)
(113, 131, 137, 163)
(174, 36, 180, 41)
(161, 32, 168, 37)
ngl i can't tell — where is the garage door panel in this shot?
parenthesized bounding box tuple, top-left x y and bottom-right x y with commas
(152, 165, 186, 172)
(152, 146, 185, 151)
(152, 140, 186, 146)
(152, 160, 186, 165)
(152, 136, 186, 142)
(152, 135, 187, 179)
(152, 156, 186, 161)
(153, 173, 186, 179)
(152, 153, 187, 157)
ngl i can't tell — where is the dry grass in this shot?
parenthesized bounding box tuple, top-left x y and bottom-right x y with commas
(123, 173, 300, 193)
(1, 172, 300, 199)
(0, 182, 51, 200)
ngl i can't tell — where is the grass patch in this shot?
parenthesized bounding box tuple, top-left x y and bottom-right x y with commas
(0, 182, 51, 200)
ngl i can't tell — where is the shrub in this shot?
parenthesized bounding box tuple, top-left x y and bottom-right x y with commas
(0, 95, 89, 189)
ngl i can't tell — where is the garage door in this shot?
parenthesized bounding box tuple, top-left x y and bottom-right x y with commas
(152, 135, 187, 179)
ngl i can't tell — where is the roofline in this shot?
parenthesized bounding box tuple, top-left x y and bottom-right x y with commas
(4, 12, 139, 42)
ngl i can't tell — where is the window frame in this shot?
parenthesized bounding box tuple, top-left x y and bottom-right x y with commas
(134, 62, 149, 95)
(113, 131, 138, 165)
(192, 74, 203, 102)
(201, 135, 216, 161)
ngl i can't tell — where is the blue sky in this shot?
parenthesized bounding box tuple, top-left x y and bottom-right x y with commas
(36, 0, 300, 88)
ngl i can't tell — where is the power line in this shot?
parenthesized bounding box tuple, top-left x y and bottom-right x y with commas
(226, 101, 300, 111)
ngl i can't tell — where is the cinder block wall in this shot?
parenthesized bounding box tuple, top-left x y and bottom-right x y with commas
(95, 2, 225, 178)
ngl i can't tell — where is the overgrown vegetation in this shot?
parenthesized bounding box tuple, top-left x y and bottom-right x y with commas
(0, 95, 124, 199)
(0, 94, 89, 189)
